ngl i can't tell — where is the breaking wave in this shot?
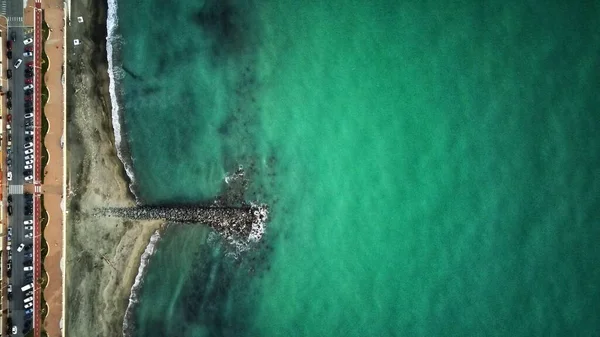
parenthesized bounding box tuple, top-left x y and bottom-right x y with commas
(106, 0, 140, 203)
(122, 230, 162, 337)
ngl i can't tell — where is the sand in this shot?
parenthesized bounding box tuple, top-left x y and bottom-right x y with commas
(65, 0, 161, 336)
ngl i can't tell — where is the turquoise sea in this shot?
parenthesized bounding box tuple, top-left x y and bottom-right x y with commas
(111, 0, 600, 336)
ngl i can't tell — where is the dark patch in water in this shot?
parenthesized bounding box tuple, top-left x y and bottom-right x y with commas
(191, 0, 250, 58)
(141, 86, 160, 96)
(122, 65, 143, 81)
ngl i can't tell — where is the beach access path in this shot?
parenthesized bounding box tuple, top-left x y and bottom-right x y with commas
(39, 0, 65, 336)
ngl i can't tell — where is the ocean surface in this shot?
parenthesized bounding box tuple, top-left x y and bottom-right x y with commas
(108, 0, 600, 336)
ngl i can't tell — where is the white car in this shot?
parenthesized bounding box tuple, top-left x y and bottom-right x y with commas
(25, 131, 34, 136)
(24, 165, 33, 170)
(7, 171, 12, 181)
(17, 243, 25, 252)
(24, 302, 33, 309)
(24, 51, 33, 57)
(24, 295, 33, 303)
(24, 37, 33, 45)
(25, 175, 33, 181)
(25, 154, 34, 160)
(14, 59, 23, 68)
(24, 220, 33, 225)
(25, 160, 33, 165)
(24, 266, 33, 272)
(25, 233, 33, 239)
(25, 149, 34, 155)
(24, 142, 34, 149)
(12, 326, 17, 335)
(24, 113, 34, 119)
(24, 225, 33, 231)
(24, 84, 34, 90)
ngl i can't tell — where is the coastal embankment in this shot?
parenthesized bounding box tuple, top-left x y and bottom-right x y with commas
(65, 0, 161, 335)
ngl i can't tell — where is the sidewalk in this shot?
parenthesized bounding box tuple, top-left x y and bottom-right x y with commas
(40, 1, 65, 336)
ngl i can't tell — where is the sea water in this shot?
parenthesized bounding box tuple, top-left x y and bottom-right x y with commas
(110, 0, 600, 336)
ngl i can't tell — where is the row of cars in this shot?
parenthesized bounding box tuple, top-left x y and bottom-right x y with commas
(5, 33, 36, 186)
(5, 30, 36, 336)
(5, 33, 33, 60)
(6, 194, 35, 336)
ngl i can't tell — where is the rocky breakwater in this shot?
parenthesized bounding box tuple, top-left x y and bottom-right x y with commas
(99, 203, 269, 242)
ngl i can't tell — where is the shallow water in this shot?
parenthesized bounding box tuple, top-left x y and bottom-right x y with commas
(113, 0, 600, 336)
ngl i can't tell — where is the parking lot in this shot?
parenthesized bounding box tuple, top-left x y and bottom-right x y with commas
(5, 26, 36, 337)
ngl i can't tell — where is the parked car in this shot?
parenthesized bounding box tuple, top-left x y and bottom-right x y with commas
(14, 58, 22, 68)
(24, 113, 34, 119)
(24, 84, 34, 90)
(25, 149, 34, 155)
(24, 45, 33, 52)
(7, 171, 12, 181)
(23, 51, 33, 57)
(24, 302, 33, 309)
(24, 244, 33, 251)
(24, 165, 33, 170)
(24, 266, 33, 272)
(7, 205, 12, 215)
(25, 95, 33, 101)
(17, 243, 25, 252)
(24, 225, 33, 231)
(24, 220, 33, 225)
(25, 88, 33, 95)
(25, 252, 33, 259)
(24, 37, 33, 45)
(25, 154, 34, 160)
(25, 160, 33, 165)
(7, 100, 12, 110)
(25, 136, 33, 143)
(25, 70, 33, 78)
(25, 131, 34, 136)
(26, 61, 33, 67)
(7, 50, 12, 59)
(7, 114, 12, 122)
(25, 175, 33, 181)
(6, 40, 12, 50)
(12, 326, 17, 335)
(7, 69, 12, 78)
(6, 90, 12, 99)
(25, 78, 33, 84)
(24, 142, 34, 149)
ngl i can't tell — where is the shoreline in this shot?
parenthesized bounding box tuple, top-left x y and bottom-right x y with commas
(65, 0, 161, 335)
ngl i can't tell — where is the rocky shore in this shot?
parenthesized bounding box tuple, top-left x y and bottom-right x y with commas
(65, 0, 162, 335)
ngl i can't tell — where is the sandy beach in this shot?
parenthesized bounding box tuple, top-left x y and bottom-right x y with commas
(65, 0, 161, 335)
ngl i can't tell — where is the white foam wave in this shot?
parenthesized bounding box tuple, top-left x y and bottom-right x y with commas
(122, 230, 162, 337)
(106, 0, 139, 203)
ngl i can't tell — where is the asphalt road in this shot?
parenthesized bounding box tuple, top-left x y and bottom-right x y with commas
(5, 19, 35, 337)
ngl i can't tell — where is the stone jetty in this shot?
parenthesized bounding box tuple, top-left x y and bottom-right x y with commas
(99, 203, 269, 242)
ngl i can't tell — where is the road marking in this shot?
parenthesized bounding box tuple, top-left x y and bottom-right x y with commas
(8, 16, 23, 22)
(9, 184, 24, 194)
